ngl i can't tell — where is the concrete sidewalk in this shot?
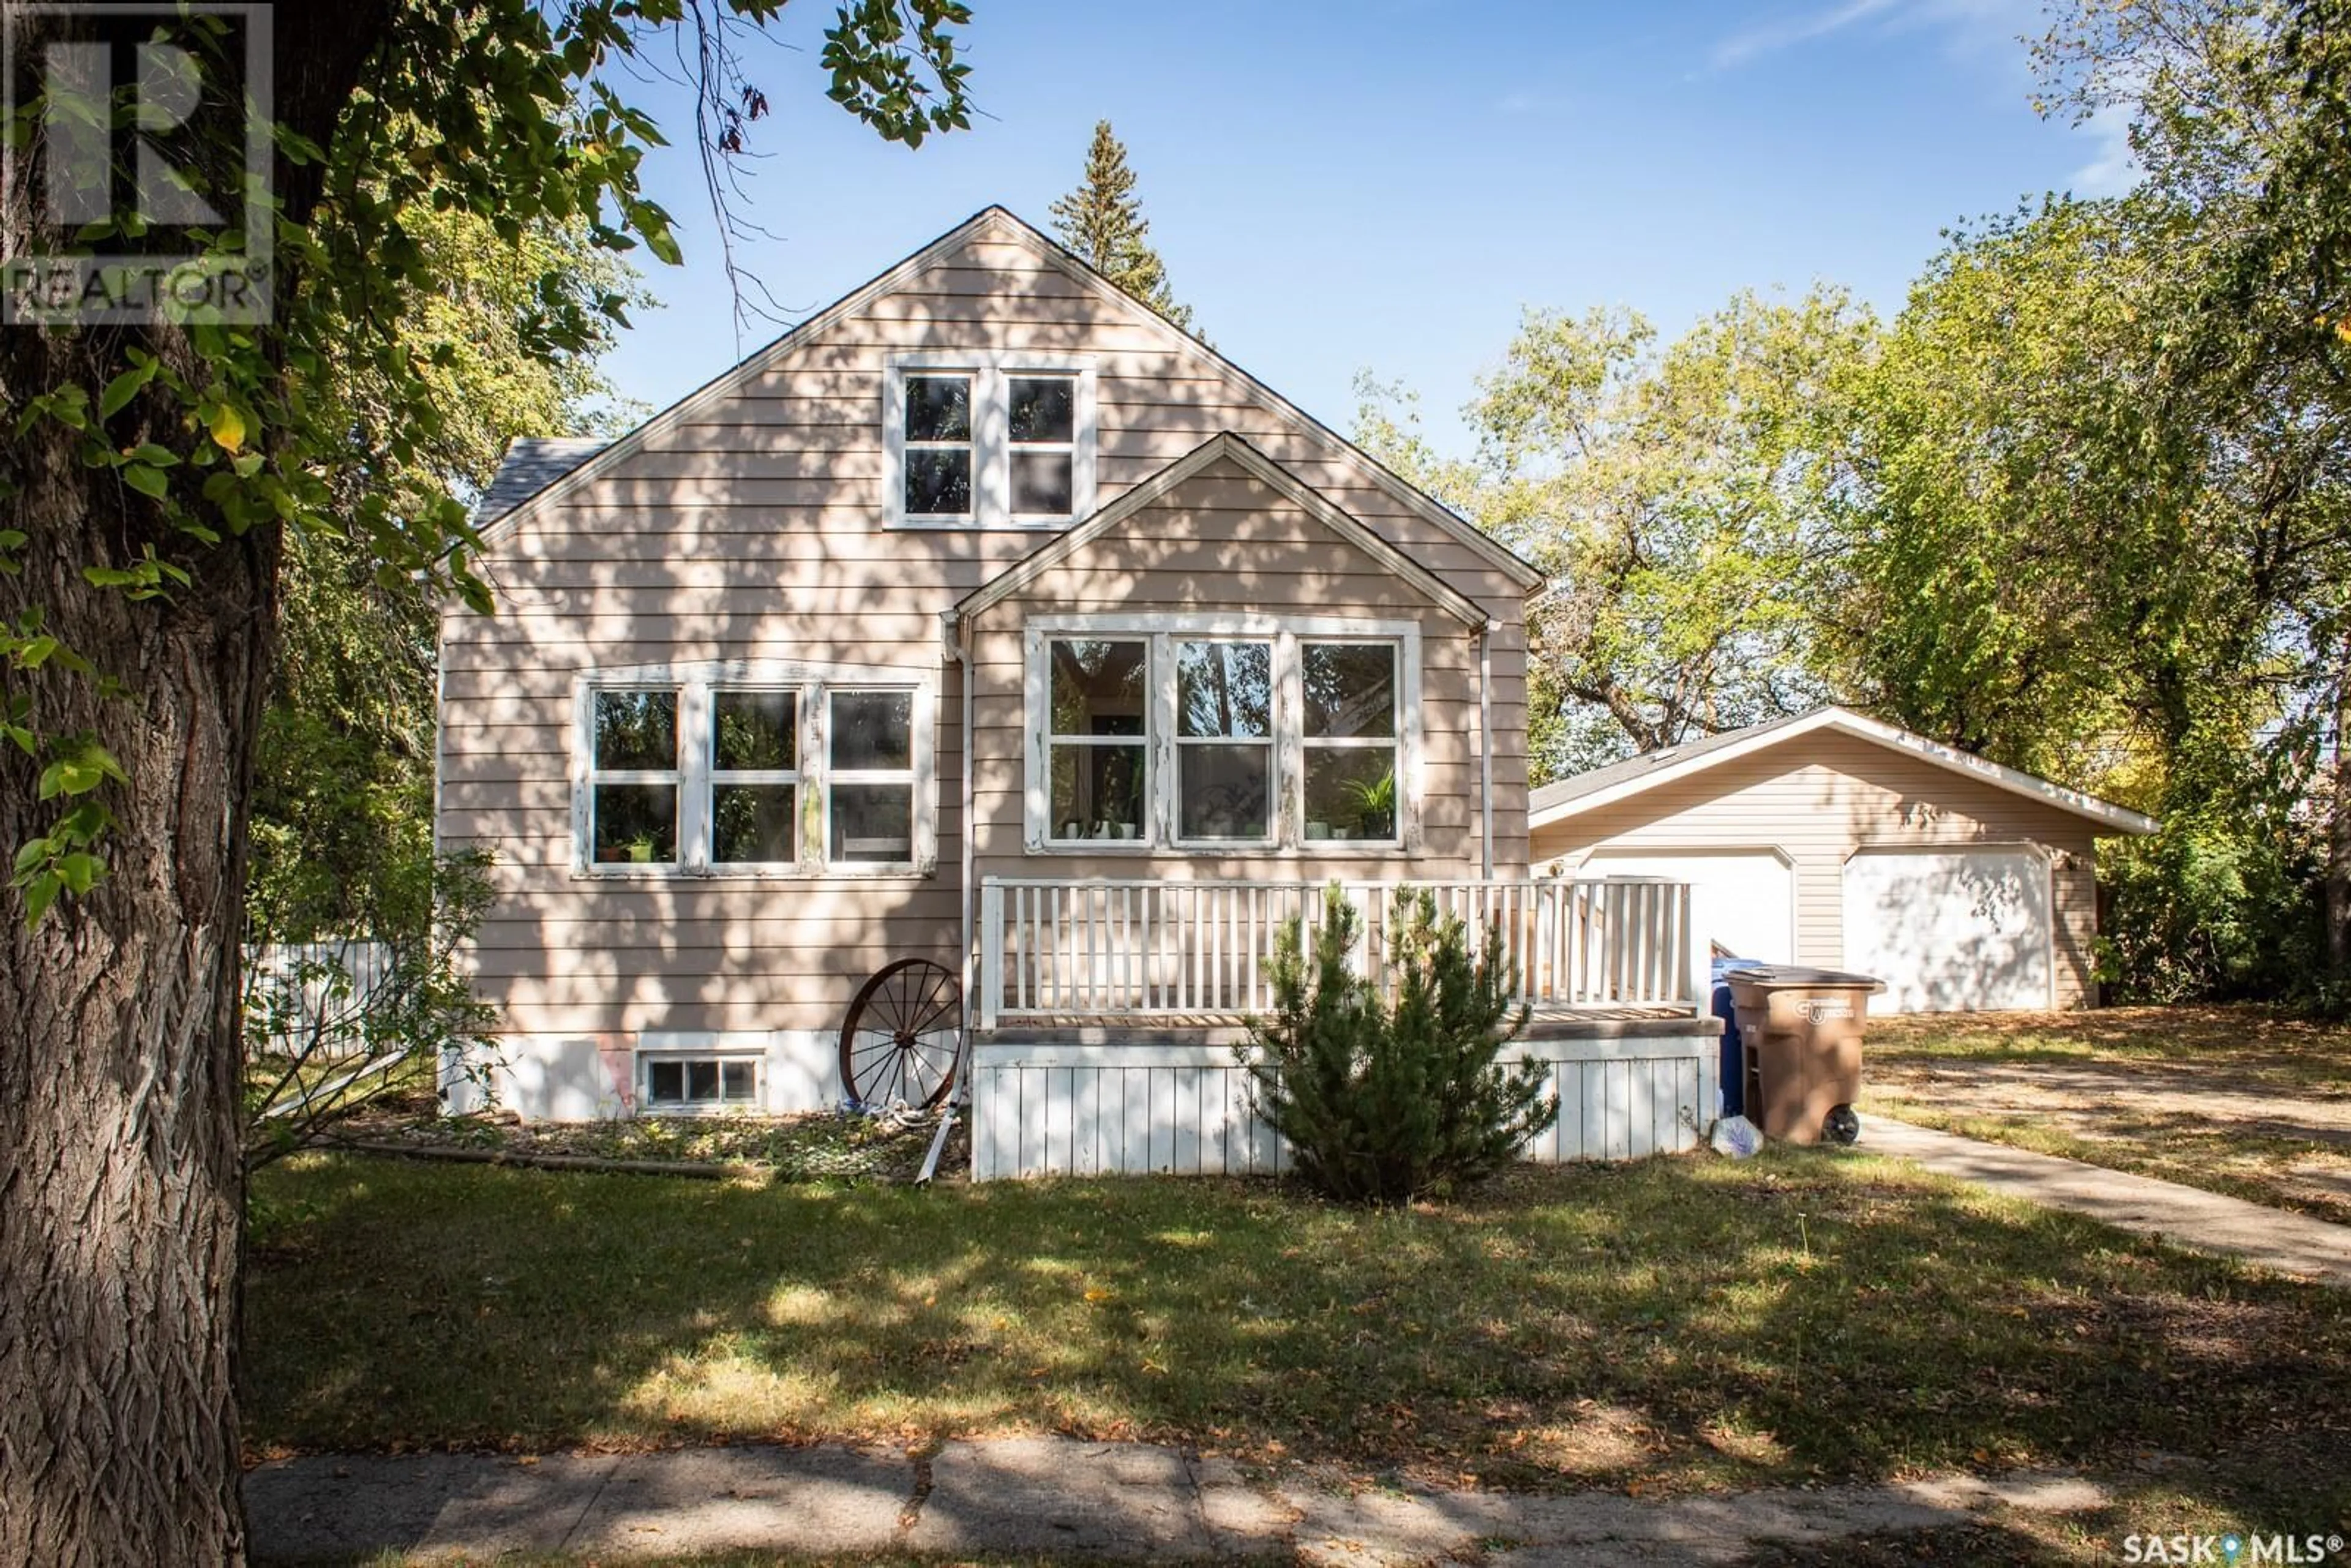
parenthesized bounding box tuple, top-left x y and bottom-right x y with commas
(244, 1436, 2111, 1566)
(1865, 1116, 2351, 1287)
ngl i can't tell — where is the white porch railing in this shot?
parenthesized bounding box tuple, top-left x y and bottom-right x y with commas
(977, 877, 1695, 1029)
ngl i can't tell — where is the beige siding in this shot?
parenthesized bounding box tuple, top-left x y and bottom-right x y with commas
(1528, 733, 2102, 1007)
(961, 451, 1520, 885)
(438, 214, 1529, 1049)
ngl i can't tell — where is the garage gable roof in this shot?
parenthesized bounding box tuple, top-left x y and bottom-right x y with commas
(1529, 707, 2159, 836)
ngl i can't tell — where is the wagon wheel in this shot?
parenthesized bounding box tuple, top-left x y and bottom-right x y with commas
(839, 958, 963, 1111)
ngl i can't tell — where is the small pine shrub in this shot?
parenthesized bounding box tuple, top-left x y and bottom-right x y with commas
(1240, 887, 1555, 1204)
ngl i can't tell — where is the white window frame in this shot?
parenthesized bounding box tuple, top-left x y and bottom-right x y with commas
(585, 687, 685, 867)
(823, 688, 924, 868)
(1172, 637, 1280, 849)
(637, 1049, 763, 1115)
(1298, 637, 1404, 849)
(1041, 636, 1152, 849)
(707, 687, 802, 869)
(884, 352, 1097, 530)
(1020, 613, 1424, 856)
(572, 659, 937, 880)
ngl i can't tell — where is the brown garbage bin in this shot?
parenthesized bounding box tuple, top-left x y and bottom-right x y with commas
(1725, 967, 1885, 1145)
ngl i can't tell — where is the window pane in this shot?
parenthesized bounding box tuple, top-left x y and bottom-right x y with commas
(830, 782, 915, 863)
(687, 1060, 719, 1102)
(721, 1061, 757, 1103)
(1176, 642, 1272, 738)
(904, 374, 972, 441)
(1050, 741, 1147, 840)
(648, 1060, 684, 1104)
(1305, 749, 1399, 842)
(1008, 376, 1074, 442)
(714, 691, 796, 771)
(1049, 639, 1147, 737)
(593, 783, 677, 863)
(1302, 644, 1397, 739)
(594, 690, 676, 771)
(712, 784, 797, 863)
(831, 691, 913, 770)
(905, 448, 972, 516)
(1011, 449, 1073, 515)
(1179, 744, 1272, 840)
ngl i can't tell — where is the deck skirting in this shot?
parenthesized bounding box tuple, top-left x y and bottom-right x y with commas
(968, 1027, 1720, 1180)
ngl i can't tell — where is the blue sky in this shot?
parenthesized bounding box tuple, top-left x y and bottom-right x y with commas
(596, 0, 2125, 456)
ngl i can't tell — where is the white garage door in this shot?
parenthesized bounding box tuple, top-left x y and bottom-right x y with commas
(1583, 849, 1795, 967)
(1842, 849, 2053, 1013)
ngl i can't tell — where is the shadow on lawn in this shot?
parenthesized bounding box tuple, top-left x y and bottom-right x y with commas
(241, 1149, 2351, 1505)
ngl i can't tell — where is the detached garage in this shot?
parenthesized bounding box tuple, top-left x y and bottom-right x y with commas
(1528, 708, 2158, 1012)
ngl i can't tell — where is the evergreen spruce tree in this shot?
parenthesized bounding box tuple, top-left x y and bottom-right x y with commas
(1050, 120, 1198, 333)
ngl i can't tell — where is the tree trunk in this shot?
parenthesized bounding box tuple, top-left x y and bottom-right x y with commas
(0, 6, 388, 1560)
(2327, 629, 2351, 974)
(0, 442, 276, 1564)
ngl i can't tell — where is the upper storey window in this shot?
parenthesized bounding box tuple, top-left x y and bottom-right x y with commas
(886, 354, 1095, 528)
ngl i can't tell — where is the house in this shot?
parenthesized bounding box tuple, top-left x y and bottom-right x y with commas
(435, 207, 1723, 1175)
(1528, 707, 2158, 1013)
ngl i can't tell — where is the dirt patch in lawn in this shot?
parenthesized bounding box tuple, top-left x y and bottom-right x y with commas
(320, 1092, 961, 1184)
(1862, 1005, 2351, 1226)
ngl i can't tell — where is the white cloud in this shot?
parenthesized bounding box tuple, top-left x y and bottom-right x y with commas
(2066, 100, 2141, 195)
(1710, 0, 1902, 70)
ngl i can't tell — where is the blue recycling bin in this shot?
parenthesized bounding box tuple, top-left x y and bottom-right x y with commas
(1710, 955, 1754, 1118)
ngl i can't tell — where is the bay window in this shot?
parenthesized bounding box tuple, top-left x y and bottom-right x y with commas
(1024, 616, 1420, 853)
(576, 662, 935, 876)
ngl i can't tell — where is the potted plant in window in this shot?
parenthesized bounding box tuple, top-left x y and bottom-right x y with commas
(1344, 770, 1397, 840)
(626, 832, 659, 864)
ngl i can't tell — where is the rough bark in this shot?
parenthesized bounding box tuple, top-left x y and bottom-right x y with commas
(0, 6, 389, 1561)
(2328, 629, 2351, 973)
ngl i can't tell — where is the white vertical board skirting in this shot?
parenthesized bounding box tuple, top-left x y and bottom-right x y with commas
(969, 1036, 1713, 1180)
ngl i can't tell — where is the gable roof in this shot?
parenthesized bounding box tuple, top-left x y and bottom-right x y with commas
(473, 437, 607, 527)
(470, 206, 1543, 590)
(952, 432, 1490, 628)
(1529, 706, 2158, 835)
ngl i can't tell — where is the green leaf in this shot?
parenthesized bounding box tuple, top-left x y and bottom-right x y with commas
(54, 853, 105, 896)
(20, 873, 60, 930)
(121, 463, 168, 501)
(99, 361, 157, 418)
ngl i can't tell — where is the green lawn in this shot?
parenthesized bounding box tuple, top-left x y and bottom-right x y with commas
(1861, 1005, 2351, 1225)
(244, 1148, 2351, 1526)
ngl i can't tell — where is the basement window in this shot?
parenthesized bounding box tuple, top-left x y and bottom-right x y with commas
(643, 1055, 760, 1112)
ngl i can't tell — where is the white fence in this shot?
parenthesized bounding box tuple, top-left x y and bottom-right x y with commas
(968, 1036, 1713, 1180)
(243, 940, 396, 1058)
(977, 877, 1695, 1028)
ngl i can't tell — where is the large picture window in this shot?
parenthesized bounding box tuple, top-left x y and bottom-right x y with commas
(887, 356, 1095, 528)
(577, 663, 934, 876)
(1024, 618, 1419, 853)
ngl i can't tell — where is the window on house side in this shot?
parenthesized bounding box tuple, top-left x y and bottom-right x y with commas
(1300, 643, 1399, 845)
(1176, 640, 1275, 843)
(1009, 375, 1076, 517)
(591, 689, 679, 864)
(710, 690, 798, 864)
(644, 1056, 759, 1110)
(1046, 639, 1149, 842)
(828, 689, 916, 865)
(902, 374, 973, 518)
